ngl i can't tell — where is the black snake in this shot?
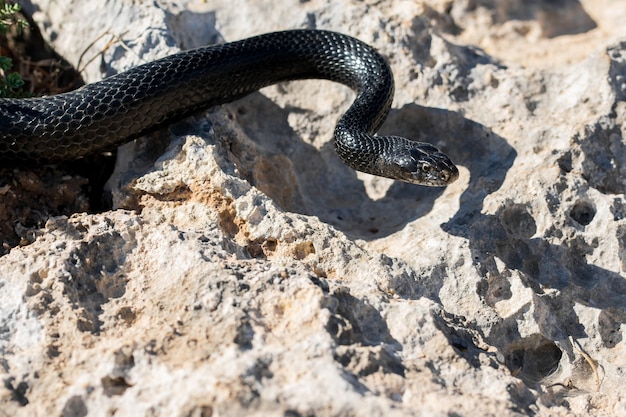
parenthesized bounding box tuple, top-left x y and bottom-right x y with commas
(0, 30, 458, 186)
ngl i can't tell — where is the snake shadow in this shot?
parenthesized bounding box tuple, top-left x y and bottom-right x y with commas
(383, 104, 626, 378)
(141, 83, 626, 385)
(380, 103, 517, 236)
(227, 94, 515, 239)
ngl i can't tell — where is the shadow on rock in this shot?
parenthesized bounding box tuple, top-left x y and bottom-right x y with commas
(228, 96, 516, 240)
(445, 190, 626, 378)
(474, 0, 596, 38)
(383, 103, 517, 231)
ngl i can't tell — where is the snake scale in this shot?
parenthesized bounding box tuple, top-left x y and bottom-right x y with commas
(0, 30, 458, 186)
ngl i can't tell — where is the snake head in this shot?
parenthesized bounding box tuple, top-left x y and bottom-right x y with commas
(384, 140, 459, 186)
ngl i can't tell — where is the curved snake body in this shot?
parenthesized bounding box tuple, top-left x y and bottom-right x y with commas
(0, 30, 458, 186)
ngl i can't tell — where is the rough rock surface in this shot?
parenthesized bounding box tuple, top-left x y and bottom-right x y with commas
(1, 0, 626, 416)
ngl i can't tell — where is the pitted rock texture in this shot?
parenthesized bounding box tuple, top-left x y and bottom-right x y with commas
(1, 0, 625, 416)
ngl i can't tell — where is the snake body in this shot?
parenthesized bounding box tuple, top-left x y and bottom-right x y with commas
(0, 30, 458, 186)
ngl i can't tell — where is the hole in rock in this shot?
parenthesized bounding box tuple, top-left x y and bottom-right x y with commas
(61, 395, 88, 417)
(505, 335, 562, 386)
(101, 376, 132, 397)
(4, 378, 29, 406)
(569, 199, 596, 225)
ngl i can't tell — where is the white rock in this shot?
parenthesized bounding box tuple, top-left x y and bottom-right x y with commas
(1, 0, 625, 416)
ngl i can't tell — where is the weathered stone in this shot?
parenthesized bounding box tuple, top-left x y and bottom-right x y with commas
(1, 0, 625, 416)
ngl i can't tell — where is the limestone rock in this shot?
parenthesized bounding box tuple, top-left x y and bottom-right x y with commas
(1, 0, 625, 416)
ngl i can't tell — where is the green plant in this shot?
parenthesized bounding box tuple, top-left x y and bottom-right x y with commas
(0, 1, 25, 31)
(0, 0, 27, 97)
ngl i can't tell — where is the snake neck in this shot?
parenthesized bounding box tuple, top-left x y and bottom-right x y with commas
(333, 124, 383, 175)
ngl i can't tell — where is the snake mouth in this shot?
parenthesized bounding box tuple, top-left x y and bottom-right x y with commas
(402, 149, 459, 187)
(439, 162, 460, 185)
(426, 164, 459, 186)
(392, 162, 458, 186)
(378, 149, 459, 186)
(410, 166, 457, 186)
